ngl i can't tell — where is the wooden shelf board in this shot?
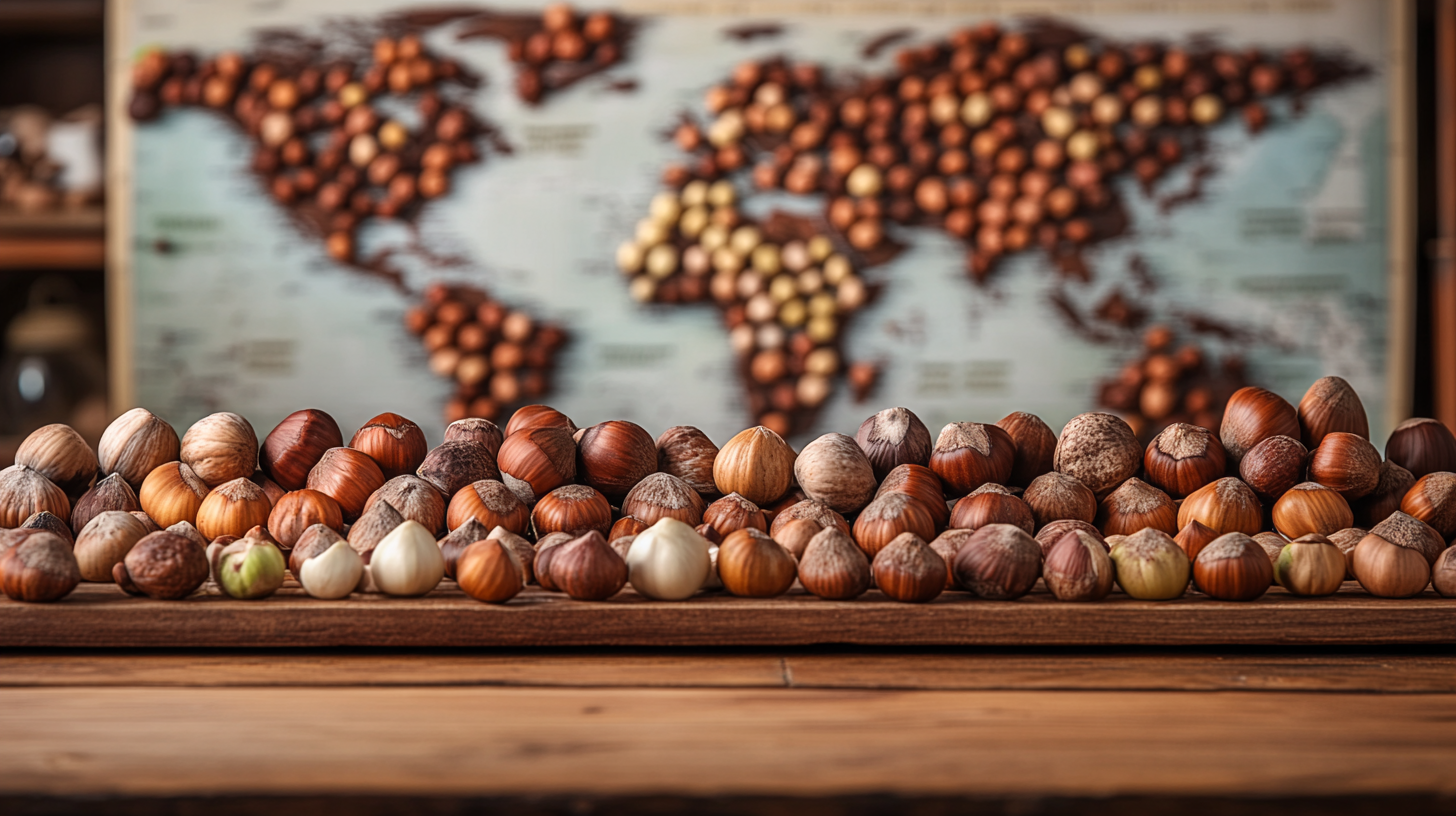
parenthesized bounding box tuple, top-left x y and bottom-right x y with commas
(0, 234, 105, 270)
(4, 583, 1451, 648)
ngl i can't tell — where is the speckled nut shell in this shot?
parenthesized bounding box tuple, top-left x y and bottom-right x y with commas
(794, 433, 878, 514)
(1022, 471, 1096, 530)
(928, 422, 1015, 496)
(1053, 412, 1141, 498)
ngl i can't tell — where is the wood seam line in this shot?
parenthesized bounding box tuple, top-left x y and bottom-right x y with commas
(0, 684, 1450, 695)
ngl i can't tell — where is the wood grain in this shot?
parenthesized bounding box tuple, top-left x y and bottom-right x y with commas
(0, 686, 1452, 798)
(2, 583, 1452, 648)
(2, 652, 1455, 693)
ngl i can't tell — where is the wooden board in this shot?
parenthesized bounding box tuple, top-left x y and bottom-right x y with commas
(2, 582, 1452, 648)
(1, 685, 1453, 799)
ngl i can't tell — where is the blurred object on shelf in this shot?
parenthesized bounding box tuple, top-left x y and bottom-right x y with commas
(1096, 325, 1249, 443)
(0, 103, 103, 214)
(0, 276, 107, 441)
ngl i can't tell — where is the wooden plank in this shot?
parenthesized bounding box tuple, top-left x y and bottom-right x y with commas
(1, 651, 1453, 693)
(1, 583, 1452, 648)
(0, 686, 1452, 798)
(0, 235, 106, 270)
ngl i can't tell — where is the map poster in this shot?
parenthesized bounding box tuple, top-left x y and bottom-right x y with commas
(108, 0, 1412, 448)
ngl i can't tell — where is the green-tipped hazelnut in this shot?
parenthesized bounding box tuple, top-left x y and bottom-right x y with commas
(1274, 533, 1347, 596)
(1108, 528, 1189, 600)
(217, 531, 286, 600)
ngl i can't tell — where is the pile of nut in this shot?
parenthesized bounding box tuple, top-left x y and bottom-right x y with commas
(481, 3, 629, 104)
(1097, 325, 1251, 442)
(404, 282, 569, 423)
(128, 33, 486, 267)
(0, 374, 1453, 606)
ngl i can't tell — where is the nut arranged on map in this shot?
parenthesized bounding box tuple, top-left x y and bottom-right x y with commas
(1097, 325, 1250, 443)
(492, 3, 632, 104)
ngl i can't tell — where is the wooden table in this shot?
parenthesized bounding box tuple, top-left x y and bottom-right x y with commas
(2, 585, 1454, 814)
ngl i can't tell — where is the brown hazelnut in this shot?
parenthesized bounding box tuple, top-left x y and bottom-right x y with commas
(713, 426, 796, 506)
(1177, 477, 1263, 536)
(261, 409, 344, 491)
(0, 465, 71, 530)
(1352, 460, 1416, 528)
(950, 490, 1034, 533)
(1308, 432, 1382, 500)
(1353, 521, 1434, 598)
(21, 511, 73, 548)
(498, 426, 577, 504)
(306, 447, 386, 522)
(928, 422, 1016, 496)
(1329, 526, 1369, 579)
(702, 493, 769, 538)
(610, 516, 648, 543)
(195, 478, 272, 541)
(365, 475, 447, 535)
(871, 532, 946, 603)
(655, 426, 719, 499)
(1384, 417, 1456, 479)
(505, 404, 577, 437)
(994, 412, 1057, 488)
(951, 523, 1042, 600)
(532, 484, 612, 538)
(797, 527, 870, 599)
(457, 539, 524, 604)
(1143, 423, 1226, 499)
(1239, 435, 1308, 502)
(72, 511, 150, 582)
(774, 518, 823, 559)
(855, 407, 932, 481)
(769, 499, 850, 538)
(1298, 376, 1369, 449)
(622, 472, 707, 527)
(1220, 386, 1299, 464)
(852, 491, 939, 559)
(346, 499, 405, 562)
(718, 528, 796, 598)
(576, 420, 657, 503)
(444, 418, 505, 459)
(435, 517, 490, 579)
(113, 531, 210, 599)
(1096, 477, 1177, 536)
(1369, 511, 1445, 565)
(1193, 533, 1273, 601)
(351, 412, 428, 480)
(15, 424, 98, 500)
(1035, 519, 1105, 556)
(416, 441, 499, 499)
(550, 530, 627, 601)
(1054, 412, 1142, 498)
(1400, 471, 1456, 540)
(1272, 482, 1353, 540)
(268, 489, 343, 549)
(138, 462, 210, 529)
(1022, 471, 1096, 530)
(793, 433, 877, 514)
(98, 408, 181, 492)
(0, 533, 80, 602)
(446, 479, 529, 536)
(180, 412, 259, 487)
(289, 523, 346, 577)
(71, 474, 140, 536)
(875, 464, 950, 529)
(1043, 529, 1114, 602)
(1174, 519, 1221, 563)
(1432, 545, 1456, 597)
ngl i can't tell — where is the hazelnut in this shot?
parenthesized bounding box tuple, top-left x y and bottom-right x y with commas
(611, 516, 649, 541)
(621, 518, 713, 601)
(1271, 482, 1353, 539)
(532, 484, 612, 538)
(1096, 478, 1177, 536)
(261, 409, 343, 491)
(872, 532, 947, 603)
(702, 493, 769, 538)
(774, 518, 823, 559)
(769, 499, 850, 538)
(195, 477, 272, 541)
(993, 412, 1057, 488)
(1274, 534, 1347, 596)
(1108, 528, 1190, 600)
(446, 479, 529, 536)
(132, 512, 162, 534)
(1143, 423, 1226, 499)
(532, 531, 575, 591)
(1254, 532, 1288, 568)
(1384, 417, 1456, 478)
(444, 418, 505, 459)
(855, 407, 932, 481)
(347, 500, 406, 563)
(290, 523, 347, 577)
(0, 533, 80, 602)
(1433, 545, 1456, 597)
(1352, 460, 1416, 528)
(1369, 511, 1445, 566)
(797, 527, 871, 600)
(21, 511, 73, 547)
(1177, 477, 1263, 536)
(1035, 519, 1105, 556)
(180, 412, 259, 487)
(296, 535, 365, 600)
(1173, 519, 1221, 563)
(98, 408, 180, 492)
(458, 538, 525, 604)
(950, 490, 1034, 533)
(15, 424, 98, 500)
(1397, 471, 1456, 540)
(1297, 376, 1369, 449)
(1353, 524, 1434, 598)
(576, 420, 658, 502)
(1220, 386, 1299, 464)
(498, 426, 577, 504)
(1193, 533, 1273, 601)
(794, 433, 877, 514)
(718, 528, 796, 598)
(369, 520, 446, 596)
(622, 472, 706, 527)
(416, 441, 500, 498)
(139, 462, 210, 528)
(853, 491, 939, 558)
(351, 412, 428, 480)
(1053, 412, 1142, 498)
(1239, 435, 1308, 502)
(215, 529, 287, 600)
(713, 426, 796, 506)
(113, 531, 210, 599)
(268, 489, 343, 549)
(1022, 471, 1096, 530)
(951, 523, 1042, 600)
(1329, 527, 1369, 579)
(928, 422, 1015, 496)
(505, 404, 577, 437)
(1043, 529, 1115, 602)
(364, 475, 447, 535)
(875, 464, 950, 529)
(306, 447, 386, 522)
(1308, 432, 1382, 500)
(923, 528, 972, 590)
(550, 530, 627, 601)
(655, 426, 719, 498)
(0, 465, 71, 530)
(71, 474, 140, 536)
